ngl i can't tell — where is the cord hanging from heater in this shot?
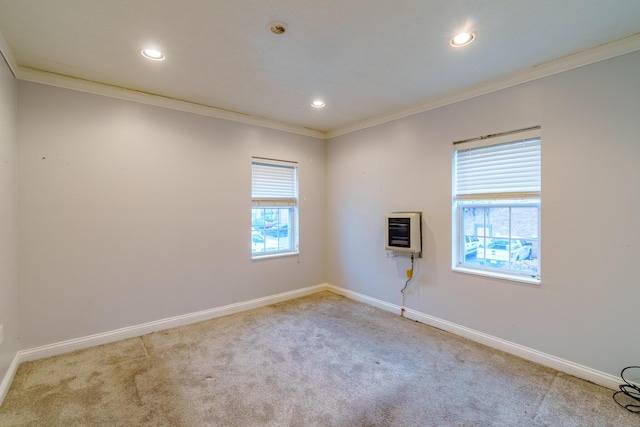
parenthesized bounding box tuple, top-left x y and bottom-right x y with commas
(400, 253, 415, 317)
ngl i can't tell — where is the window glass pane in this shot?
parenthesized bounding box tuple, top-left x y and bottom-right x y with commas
(459, 202, 539, 276)
(510, 207, 538, 274)
(485, 206, 509, 238)
(251, 207, 293, 255)
(511, 207, 538, 240)
(462, 207, 482, 262)
(462, 207, 479, 237)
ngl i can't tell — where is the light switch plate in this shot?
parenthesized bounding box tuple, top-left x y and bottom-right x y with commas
(0, 324, 4, 347)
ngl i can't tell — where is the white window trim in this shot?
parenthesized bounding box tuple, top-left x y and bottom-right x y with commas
(451, 129, 541, 283)
(453, 266, 541, 286)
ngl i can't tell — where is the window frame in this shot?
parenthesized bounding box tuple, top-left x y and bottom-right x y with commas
(251, 158, 299, 259)
(452, 130, 541, 283)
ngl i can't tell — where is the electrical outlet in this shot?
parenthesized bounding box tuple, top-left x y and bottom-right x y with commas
(0, 324, 4, 347)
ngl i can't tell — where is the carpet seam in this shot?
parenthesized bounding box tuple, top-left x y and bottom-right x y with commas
(531, 372, 560, 422)
(139, 337, 150, 358)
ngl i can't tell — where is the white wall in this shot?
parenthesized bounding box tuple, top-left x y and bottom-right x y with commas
(326, 51, 640, 378)
(0, 56, 18, 378)
(18, 82, 326, 348)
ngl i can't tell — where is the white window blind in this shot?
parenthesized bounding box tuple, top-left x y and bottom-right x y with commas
(455, 138, 540, 199)
(252, 160, 297, 206)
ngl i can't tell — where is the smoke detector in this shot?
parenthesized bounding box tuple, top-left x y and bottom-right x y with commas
(269, 21, 288, 35)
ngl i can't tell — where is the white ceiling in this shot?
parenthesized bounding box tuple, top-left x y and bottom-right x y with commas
(0, 1, 639, 138)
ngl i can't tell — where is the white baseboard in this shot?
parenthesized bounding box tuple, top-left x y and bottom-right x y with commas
(0, 283, 328, 406)
(0, 352, 20, 406)
(325, 284, 622, 391)
(325, 284, 401, 314)
(18, 283, 329, 363)
(2, 282, 622, 408)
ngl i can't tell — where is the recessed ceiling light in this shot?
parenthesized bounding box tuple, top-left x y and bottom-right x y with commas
(311, 100, 326, 108)
(141, 48, 165, 61)
(450, 32, 475, 47)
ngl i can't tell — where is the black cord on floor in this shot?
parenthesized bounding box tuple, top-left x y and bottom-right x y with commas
(613, 366, 640, 414)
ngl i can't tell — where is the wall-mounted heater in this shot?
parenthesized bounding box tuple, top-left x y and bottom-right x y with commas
(385, 212, 422, 256)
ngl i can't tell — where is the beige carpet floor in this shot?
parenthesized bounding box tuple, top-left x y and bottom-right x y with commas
(0, 291, 637, 426)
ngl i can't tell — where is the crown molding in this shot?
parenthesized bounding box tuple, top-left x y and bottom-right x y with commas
(0, 30, 17, 78)
(16, 67, 327, 140)
(5, 32, 639, 141)
(326, 32, 640, 139)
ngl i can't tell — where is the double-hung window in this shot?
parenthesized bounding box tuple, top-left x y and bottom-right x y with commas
(453, 130, 541, 282)
(251, 158, 298, 257)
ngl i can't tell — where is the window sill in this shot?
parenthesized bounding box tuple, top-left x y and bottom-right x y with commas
(252, 251, 299, 261)
(452, 266, 541, 285)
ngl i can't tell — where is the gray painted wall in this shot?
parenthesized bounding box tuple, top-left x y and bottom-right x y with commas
(326, 51, 640, 378)
(0, 56, 18, 379)
(17, 82, 326, 348)
(9, 49, 640, 381)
